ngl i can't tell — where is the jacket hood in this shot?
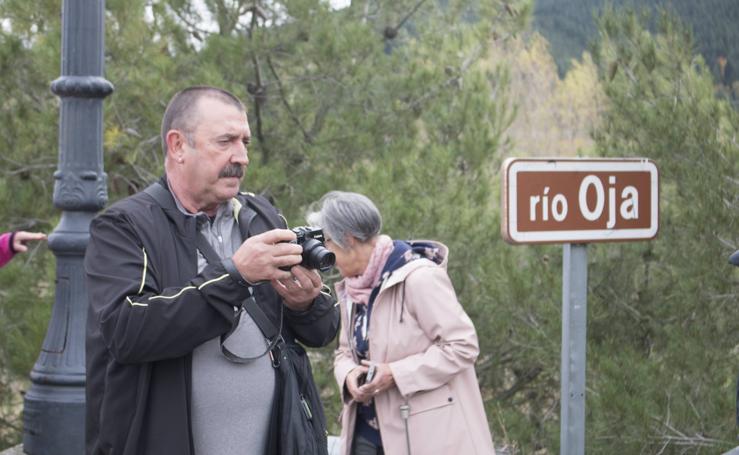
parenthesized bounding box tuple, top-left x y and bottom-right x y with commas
(381, 239, 448, 289)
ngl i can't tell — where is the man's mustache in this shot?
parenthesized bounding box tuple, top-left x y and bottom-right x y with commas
(219, 164, 244, 179)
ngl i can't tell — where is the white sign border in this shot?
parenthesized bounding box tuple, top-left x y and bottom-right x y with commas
(504, 158, 659, 244)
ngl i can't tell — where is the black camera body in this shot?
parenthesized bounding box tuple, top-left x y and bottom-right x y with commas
(290, 226, 335, 272)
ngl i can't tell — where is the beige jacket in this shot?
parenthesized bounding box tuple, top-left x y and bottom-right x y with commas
(334, 241, 495, 455)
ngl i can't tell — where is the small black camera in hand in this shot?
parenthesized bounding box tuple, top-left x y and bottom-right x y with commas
(289, 226, 335, 272)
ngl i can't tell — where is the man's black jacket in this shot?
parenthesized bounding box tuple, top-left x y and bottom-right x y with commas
(84, 180, 339, 455)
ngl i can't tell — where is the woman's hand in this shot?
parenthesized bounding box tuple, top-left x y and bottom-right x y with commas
(346, 365, 373, 404)
(13, 231, 46, 253)
(358, 360, 395, 398)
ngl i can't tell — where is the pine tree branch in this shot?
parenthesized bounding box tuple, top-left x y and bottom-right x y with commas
(405, 44, 484, 112)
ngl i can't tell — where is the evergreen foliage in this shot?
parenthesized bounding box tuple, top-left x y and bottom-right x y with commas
(586, 7, 739, 453)
(0, 0, 59, 446)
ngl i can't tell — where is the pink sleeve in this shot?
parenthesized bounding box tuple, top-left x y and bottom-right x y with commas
(0, 232, 16, 268)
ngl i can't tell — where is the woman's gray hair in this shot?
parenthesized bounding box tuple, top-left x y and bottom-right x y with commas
(306, 191, 382, 249)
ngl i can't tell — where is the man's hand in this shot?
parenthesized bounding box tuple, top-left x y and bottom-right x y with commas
(231, 229, 302, 283)
(13, 231, 46, 253)
(272, 266, 322, 311)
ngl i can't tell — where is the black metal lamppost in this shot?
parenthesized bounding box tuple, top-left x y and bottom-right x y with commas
(22, 1, 112, 453)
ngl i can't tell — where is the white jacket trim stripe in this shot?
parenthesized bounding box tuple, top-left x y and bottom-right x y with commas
(198, 274, 229, 289)
(125, 296, 148, 307)
(148, 286, 197, 301)
(137, 248, 148, 294)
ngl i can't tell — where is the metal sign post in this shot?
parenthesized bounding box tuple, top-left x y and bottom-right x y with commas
(501, 158, 659, 455)
(560, 243, 588, 455)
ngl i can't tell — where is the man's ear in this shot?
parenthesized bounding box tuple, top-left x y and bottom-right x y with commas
(165, 129, 186, 162)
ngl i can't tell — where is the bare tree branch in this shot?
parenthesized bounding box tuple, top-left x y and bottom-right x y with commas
(242, 2, 273, 163)
(392, 0, 429, 34)
(266, 56, 313, 144)
(0, 414, 21, 433)
(1, 163, 56, 177)
(650, 394, 726, 451)
(494, 366, 543, 401)
(166, 2, 212, 40)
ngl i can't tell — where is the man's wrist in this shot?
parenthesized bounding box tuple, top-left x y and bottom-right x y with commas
(283, 297, 314, 313)
(221, 257, 255, 288)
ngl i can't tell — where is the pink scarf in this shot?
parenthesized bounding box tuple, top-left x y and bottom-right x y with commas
(344, 235, 393, 306)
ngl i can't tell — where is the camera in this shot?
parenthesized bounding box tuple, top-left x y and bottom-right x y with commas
(288, 226, 335, 272)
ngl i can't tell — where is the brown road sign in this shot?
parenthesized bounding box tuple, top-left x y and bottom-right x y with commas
(502, 158, 659, 244)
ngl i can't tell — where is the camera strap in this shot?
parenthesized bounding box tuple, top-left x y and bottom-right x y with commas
(144, 181, 286, 364)
(194, 230, 283, 364)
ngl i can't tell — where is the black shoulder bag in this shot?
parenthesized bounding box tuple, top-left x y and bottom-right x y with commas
(142, 181, 330, 455)
(236, 298, 329, 455)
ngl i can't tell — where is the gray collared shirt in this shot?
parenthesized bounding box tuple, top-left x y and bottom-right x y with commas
(171, 193, 275, 455)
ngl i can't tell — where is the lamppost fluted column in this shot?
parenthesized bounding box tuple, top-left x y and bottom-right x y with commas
(22, 1, 113, 454)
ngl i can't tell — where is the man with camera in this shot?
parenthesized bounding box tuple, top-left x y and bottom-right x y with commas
(84, 86, 339, 455)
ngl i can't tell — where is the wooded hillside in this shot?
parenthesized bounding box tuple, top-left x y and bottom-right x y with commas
(534, 0, 739, 89)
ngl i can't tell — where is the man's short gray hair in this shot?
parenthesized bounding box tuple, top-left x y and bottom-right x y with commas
(161, 86, 245, 154)
(306, 191, 382, 250)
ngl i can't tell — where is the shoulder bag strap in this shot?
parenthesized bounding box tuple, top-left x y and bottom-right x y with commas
(143, 181, 175, 210)
(194, 232, 283, 364)
(142, 181, 283, 364)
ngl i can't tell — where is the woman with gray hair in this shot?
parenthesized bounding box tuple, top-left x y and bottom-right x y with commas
(307, 191, 495, 455)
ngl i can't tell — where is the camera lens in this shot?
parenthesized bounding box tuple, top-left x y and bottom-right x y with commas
(300, 238, 336, 272)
